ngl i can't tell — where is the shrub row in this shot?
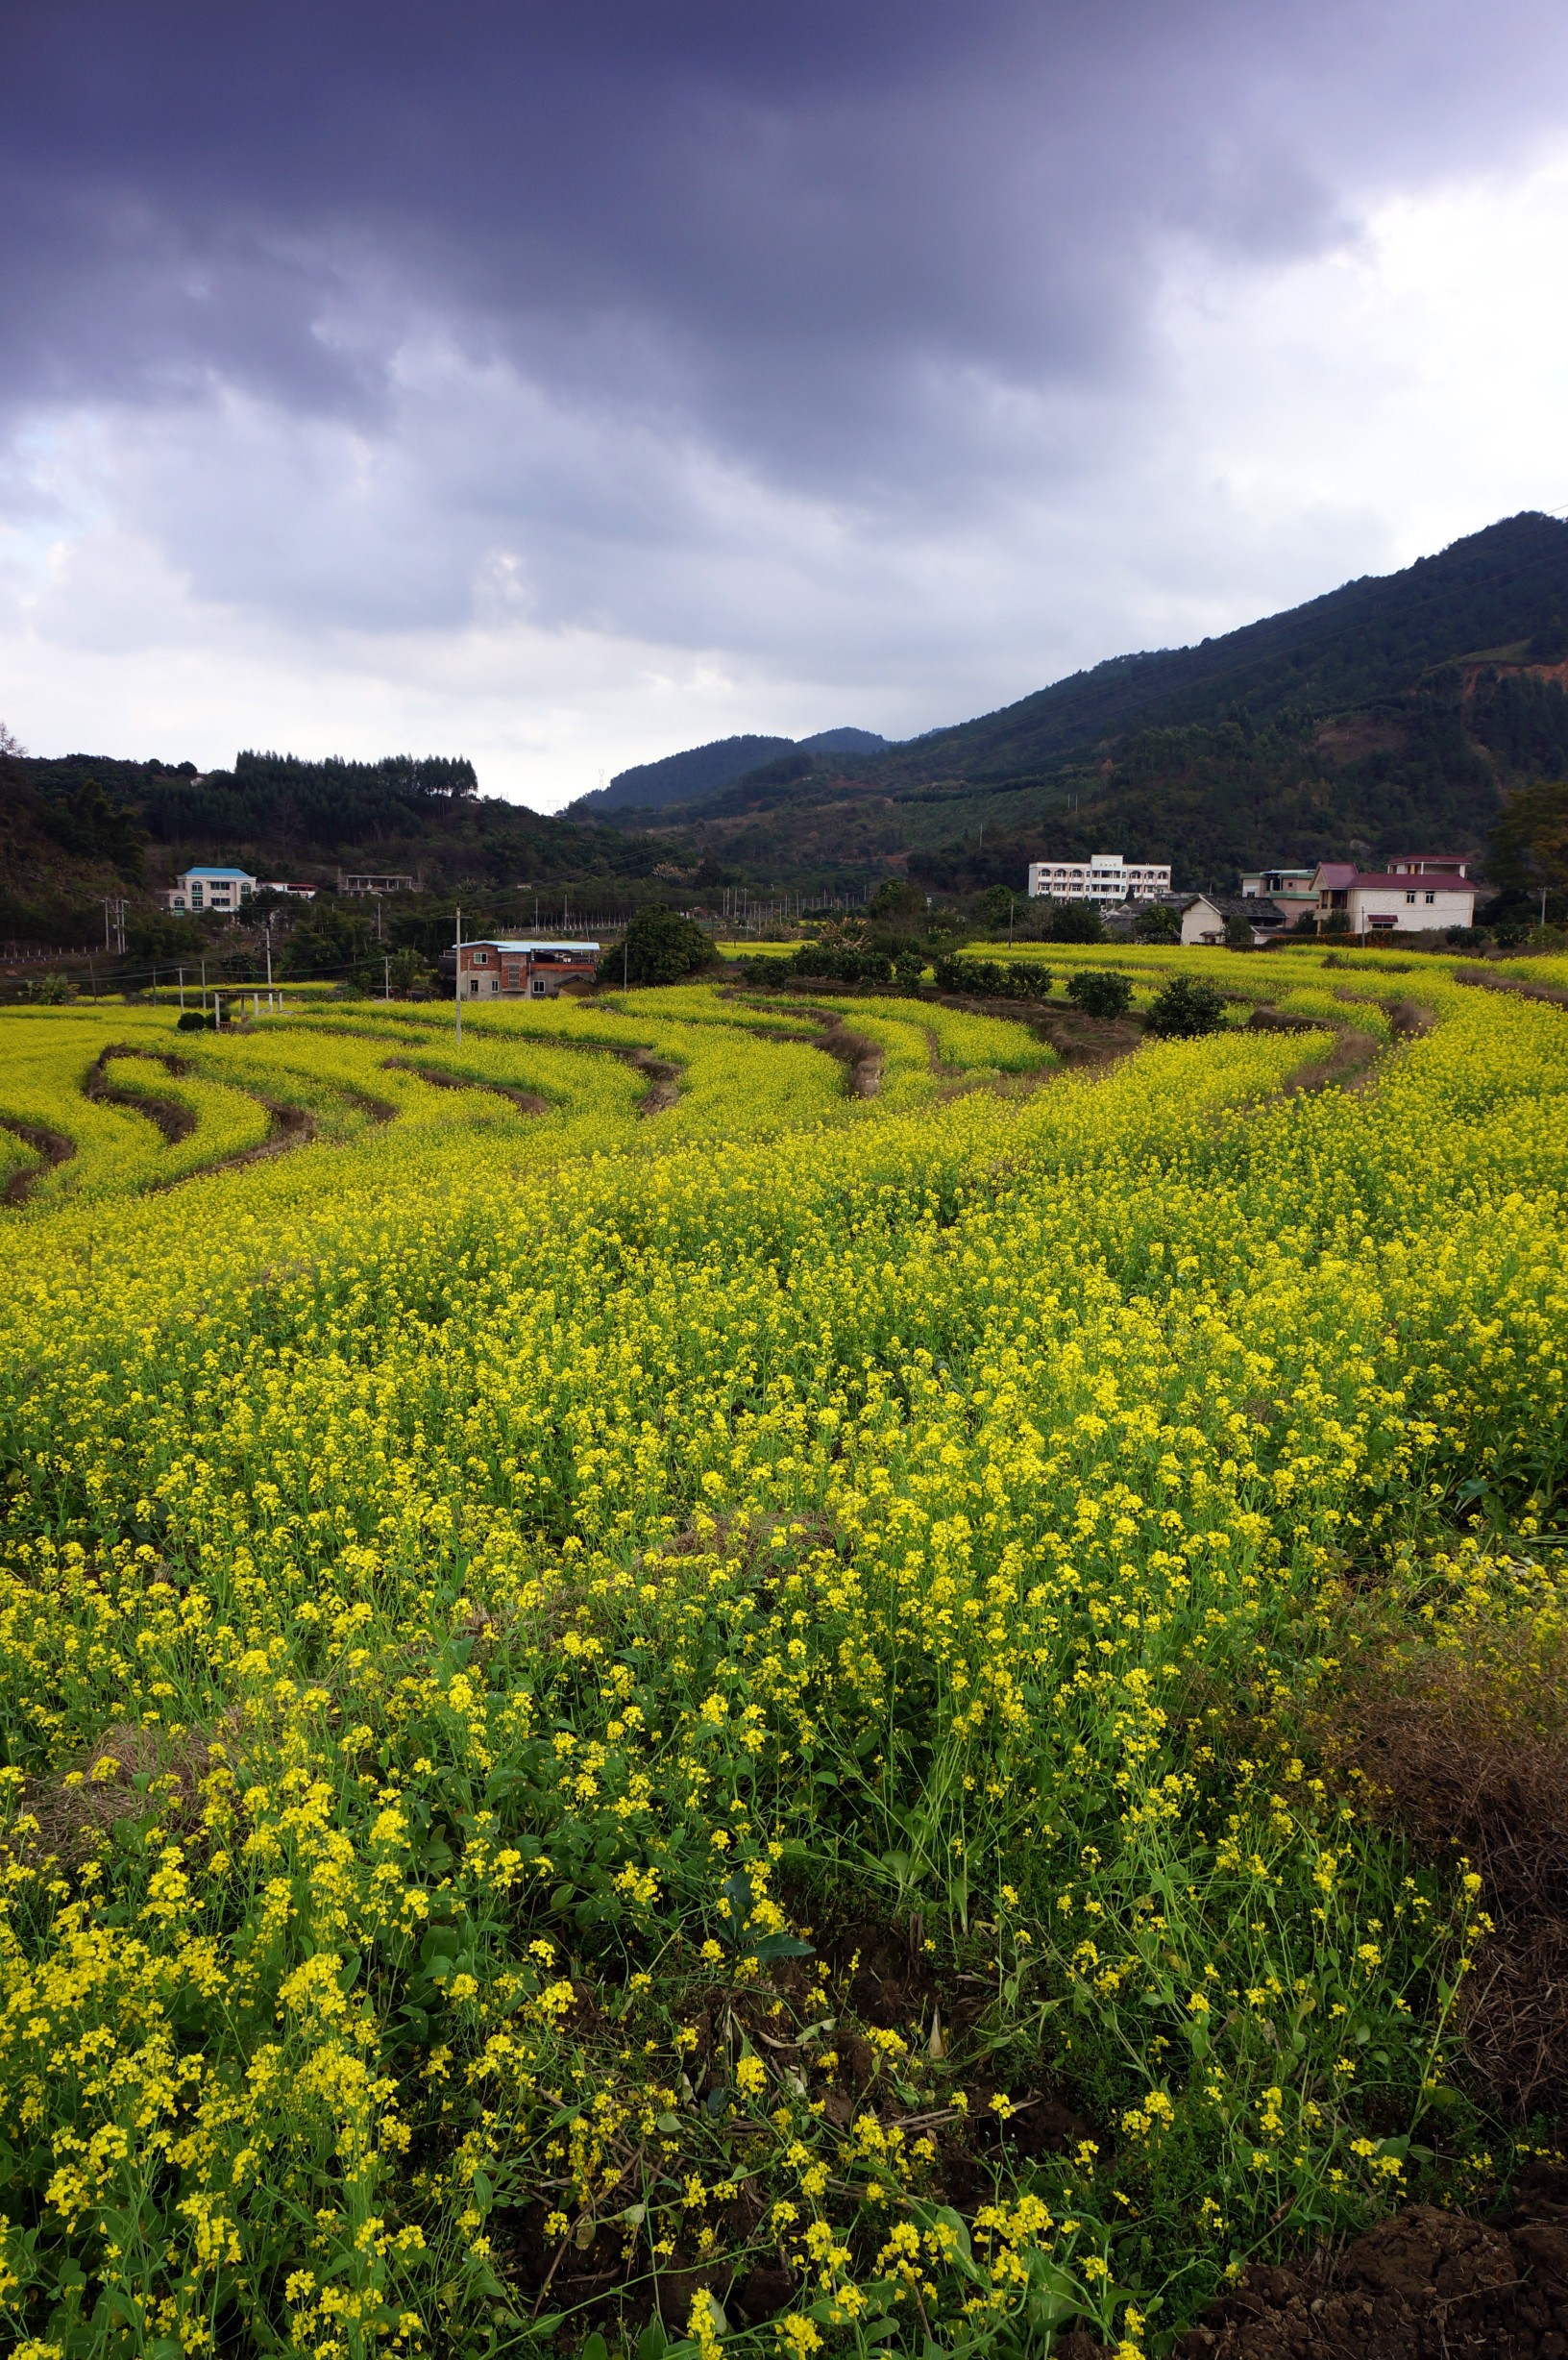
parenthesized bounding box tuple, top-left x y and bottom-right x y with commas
(932, 955, 1054, 999)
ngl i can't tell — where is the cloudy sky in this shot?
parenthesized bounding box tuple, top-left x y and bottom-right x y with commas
(5, 1, 1568, 807)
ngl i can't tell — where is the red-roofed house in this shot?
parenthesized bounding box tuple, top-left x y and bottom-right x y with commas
(1311, 856, 1477, 934)
(439, 939, 600, 997)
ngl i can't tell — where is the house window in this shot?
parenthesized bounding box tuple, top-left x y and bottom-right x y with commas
(1406, 891, 1416, 904)
(1425, 892, 1435, 904)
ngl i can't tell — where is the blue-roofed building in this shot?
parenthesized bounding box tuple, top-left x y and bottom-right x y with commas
(162, 865, 257, 915)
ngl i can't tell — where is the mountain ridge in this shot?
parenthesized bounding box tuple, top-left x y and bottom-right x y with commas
(569, 725, 890, 819)
(597, 512, 1568, 890)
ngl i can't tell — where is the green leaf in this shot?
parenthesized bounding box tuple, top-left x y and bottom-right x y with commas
(1024, 2252, 1093, 2329)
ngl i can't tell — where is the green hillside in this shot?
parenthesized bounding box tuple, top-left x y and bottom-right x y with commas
(571, 725, 889, 820)
(872, 509, 1568, 785)
(10, 513, 1568, 939)
(0, 747, 665, 951)
(625, 511, 1568, 891)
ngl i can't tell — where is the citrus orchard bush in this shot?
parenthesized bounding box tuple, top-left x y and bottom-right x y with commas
(0, 962, 1562, 2359)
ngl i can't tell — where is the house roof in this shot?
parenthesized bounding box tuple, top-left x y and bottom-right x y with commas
(460, 939, 601, 953)
(1168, 893, 1285, 922)
(1347, 873, 1476, 893)
(1312, 862, 1358, 888)
(182, 866, 255, 880)
(1211, 895, 1287, 922)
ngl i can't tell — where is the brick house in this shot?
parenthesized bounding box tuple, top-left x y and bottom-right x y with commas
(442, 939, 600, 998)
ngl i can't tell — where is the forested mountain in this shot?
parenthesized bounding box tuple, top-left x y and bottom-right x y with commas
(9, 513, 1568, 948)
(0, 745, 663, 951)
(570, 725, 890, 819)
(604, 512, 1568, 892)
(870, 509, 1568, 787)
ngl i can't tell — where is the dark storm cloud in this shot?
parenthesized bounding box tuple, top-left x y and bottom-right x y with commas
(7, 0, 1568, 801)
(7, 0, 1568, 470)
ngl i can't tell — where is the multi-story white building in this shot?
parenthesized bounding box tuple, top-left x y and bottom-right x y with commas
(162, 865, 257, 915)
(1027, 852, 1171, 903)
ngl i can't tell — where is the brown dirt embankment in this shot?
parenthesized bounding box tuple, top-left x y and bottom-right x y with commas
(1455, 965, 1568, 1010)
(1169, 2179, 1568, 2358)
(381, 1056, 549, 1115)
(0, 1116, 75, 1205)
(808, 1012, 882, 1096)
(83, 1044, 196, 1143)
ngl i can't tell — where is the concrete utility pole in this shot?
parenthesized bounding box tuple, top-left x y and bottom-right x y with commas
(384, 955, 391, 1001)
(178, 967, 185, 1012)
(454, 906, 462, 1044)
(263, 919, 273, 995)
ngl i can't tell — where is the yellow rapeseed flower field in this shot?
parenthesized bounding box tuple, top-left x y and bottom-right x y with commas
(0, 955, 1563, 2359)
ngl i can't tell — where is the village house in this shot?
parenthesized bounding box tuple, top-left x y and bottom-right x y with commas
(1165, 893, 1288, 946)
(337, 871, 419, 896)
(1238, 866, 1316, 928)
(441, 939, 601, 998)
(1027, 851, 1172, 903)
(1311, 853, 1478, 935)
(162, 864, 257, 915)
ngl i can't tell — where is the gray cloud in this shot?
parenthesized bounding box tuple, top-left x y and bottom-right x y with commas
(5, 0, 1568, 796)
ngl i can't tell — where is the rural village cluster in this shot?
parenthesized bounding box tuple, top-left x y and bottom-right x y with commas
(159, 846, 1482, 999)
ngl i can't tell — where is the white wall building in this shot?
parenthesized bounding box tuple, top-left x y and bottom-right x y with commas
(1311, 853, 1477, 935)
(162, 865, 257, 915)
(1027, 852, 1171, 903)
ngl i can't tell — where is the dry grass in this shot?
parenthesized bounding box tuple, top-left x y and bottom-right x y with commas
(1336, 1611, 1568, 2118)
(26, 1712, 245, 1862)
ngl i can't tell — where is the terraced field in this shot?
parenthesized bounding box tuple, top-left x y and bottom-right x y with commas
(0, 954, 1564, 2360)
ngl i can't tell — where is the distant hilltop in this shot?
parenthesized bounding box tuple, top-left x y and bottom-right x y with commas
(567, 509, 1568, 895)
(568, 727, 891, 820)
